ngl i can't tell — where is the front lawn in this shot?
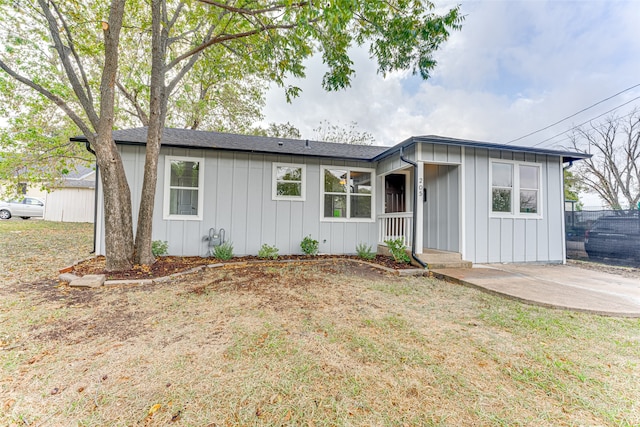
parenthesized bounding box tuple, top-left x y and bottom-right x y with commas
(1, 222, 639, 426)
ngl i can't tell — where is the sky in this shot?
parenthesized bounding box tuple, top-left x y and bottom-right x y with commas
(261, 0, 640, 152)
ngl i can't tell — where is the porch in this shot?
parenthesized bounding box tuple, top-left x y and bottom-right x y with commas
(377, 213, 470, 268)
(376, 164, 470, 269)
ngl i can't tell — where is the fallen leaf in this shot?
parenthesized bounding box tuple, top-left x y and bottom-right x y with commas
(148, 403, 162, 416)
(77, 386, 85, 393)
(171, 410, 182, 422)
(284, 410, 292, 421)
(3, 398, 16, 411)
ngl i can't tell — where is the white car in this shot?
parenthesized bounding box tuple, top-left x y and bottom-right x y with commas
(0, 197, 45, 220)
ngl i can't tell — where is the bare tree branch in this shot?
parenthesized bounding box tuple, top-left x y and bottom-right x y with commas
(569, 109, 640, 210)
(116, 81, 150, 125)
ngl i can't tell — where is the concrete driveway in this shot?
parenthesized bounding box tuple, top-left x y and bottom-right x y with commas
(431, 263, 640, 317)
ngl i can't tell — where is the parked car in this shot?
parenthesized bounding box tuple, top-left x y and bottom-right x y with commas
(584, 216, 640, 259)
(0, 197, 45, 220)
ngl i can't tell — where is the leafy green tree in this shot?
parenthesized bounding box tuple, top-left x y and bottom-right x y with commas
(314, 120, 376, 145)
(563, 169, 582, 210)
(251, 122, 302, 139)
(0, 90, 93, 198)
(0, 0, 462, 270)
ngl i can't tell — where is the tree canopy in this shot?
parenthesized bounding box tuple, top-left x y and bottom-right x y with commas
(0, 0, 463, 270)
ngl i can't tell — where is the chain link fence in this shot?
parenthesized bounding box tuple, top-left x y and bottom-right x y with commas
(565, 209, 640, 267)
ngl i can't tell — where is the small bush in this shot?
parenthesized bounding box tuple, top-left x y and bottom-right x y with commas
(384, 238, 410, 263)
(355, 243, 376, 260)
(212, 242, 234, 261)
(258, 244, 279, 260)
(151, 240, 168, 257)
(300, 235, 319, 256)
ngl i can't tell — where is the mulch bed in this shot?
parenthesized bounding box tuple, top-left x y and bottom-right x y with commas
(71, 254, 419, 280)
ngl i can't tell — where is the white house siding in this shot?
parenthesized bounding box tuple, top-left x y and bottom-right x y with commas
(462, 147, 564, 264)
(44, 188, 95, 222)
(95, 145, 378, 257)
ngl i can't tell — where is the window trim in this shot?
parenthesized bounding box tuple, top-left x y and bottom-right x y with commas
(272, 163, 306, 201)
(163, 155, 204, 221)
(490, 160, 543, 219)
(320, 165, 375, 223)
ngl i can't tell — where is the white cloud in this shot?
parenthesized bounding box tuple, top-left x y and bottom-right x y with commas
(262, 0, 640, 154)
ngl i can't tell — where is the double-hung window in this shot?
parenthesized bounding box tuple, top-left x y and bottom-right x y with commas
(491, 160, 541, 217)
(322, 167, 374, 221)
(163, 156, 204, 220)
(272, 163, 305, 201)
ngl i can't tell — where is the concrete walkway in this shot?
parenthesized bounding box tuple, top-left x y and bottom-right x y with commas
(431, 263, 640, 317)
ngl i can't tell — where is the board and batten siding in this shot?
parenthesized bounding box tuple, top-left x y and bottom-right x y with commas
(462, 147, 564, 264)
(423, 164, 460, 252)
(95, 145, 378, 257)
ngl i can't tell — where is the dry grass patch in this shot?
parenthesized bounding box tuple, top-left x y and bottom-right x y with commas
(1, 259, 639, 426)
(1, 222, 639, 425)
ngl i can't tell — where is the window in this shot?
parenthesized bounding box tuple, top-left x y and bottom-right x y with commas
(491, 163, 513, 213)
(519, 165, 539, 214)
(491, 160, 541, 217)
(322, 167, 374, 221)
(163, 156, 204, 220)
(272, 163, 305, 201)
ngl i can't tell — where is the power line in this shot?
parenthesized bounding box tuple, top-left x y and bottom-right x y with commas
(504, 82, 640, 145)
(530, 95, 640, 149)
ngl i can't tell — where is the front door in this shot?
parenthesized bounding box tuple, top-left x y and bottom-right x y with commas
(385, 174, 405, 213)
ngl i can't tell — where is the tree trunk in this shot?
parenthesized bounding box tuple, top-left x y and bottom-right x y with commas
(98, 0, 134, 271)
(95, 138, 135, 271)
(133, 0, 167, 265)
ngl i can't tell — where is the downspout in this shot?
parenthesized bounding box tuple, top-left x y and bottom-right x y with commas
(399, 147, 427, 268)
(85, 141, 98, 254)
(561, 160, 574, 265)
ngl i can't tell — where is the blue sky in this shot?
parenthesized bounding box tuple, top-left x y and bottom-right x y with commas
(261, 0, 640, 155)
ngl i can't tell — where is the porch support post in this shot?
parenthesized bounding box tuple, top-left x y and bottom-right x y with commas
(414, 161, 424, 255)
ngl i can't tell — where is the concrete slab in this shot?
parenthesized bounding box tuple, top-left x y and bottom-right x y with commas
(431, 264, 640, 317)
(69, 274, 106, 288)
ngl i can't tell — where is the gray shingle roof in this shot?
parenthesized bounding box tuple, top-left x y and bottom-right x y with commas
(71, 127, 589, 163)
(72, 127, 389, 161)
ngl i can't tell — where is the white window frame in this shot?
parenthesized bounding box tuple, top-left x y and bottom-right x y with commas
(320, 165, 375, 223)
(490, 159, 543, 219)
(272, 163, 306, 201)
(163, 155, 205, 221)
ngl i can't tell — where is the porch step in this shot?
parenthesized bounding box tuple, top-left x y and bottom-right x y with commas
(415, 249, 472, 269)
(377, 246, 472, 269)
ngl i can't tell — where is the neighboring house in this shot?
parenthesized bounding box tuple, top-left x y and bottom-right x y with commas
(72, 128, 589, 265)
(43, 165, 96, 223)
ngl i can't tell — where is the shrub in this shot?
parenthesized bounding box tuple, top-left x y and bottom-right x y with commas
(258, 244, 279, 260)
(384, 238, 410, 263)
(355, 243, 376, 260)
(300, 235, 319, 256)
(151, 240, 168, 257)
(212, 242, 234, 261)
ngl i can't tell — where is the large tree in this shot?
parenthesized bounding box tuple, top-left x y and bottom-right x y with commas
(568, 109, 640, 211)
(0, 84, 93, 198)
(314, 120, 376, 145)
(0, 0, 462, 270)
